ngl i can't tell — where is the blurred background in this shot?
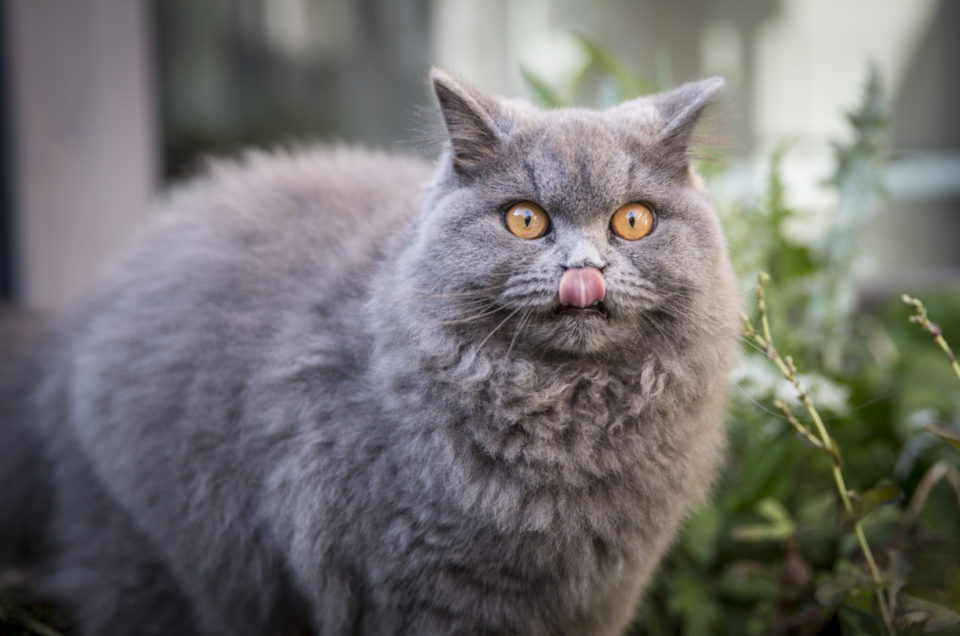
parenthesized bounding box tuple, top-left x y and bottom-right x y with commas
(1, 0, 958, 310)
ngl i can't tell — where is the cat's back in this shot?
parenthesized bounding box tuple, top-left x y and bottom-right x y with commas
(57, 145, 433, 497)
(70, 146, 432, 359)
(146, 146, 432, 295)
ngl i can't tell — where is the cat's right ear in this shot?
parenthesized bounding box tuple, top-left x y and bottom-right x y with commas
(431, 69, 502, 175)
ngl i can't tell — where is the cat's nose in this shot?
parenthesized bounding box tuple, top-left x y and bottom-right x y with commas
(564, 239, 605, 271)
(558, 267, 605, 308)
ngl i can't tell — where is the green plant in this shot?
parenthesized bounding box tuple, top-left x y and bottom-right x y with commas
(903, 295, 960, 388)
(743, 272, 897, 632)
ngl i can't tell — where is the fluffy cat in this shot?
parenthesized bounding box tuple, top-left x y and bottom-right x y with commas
(0, 69, 739, 635)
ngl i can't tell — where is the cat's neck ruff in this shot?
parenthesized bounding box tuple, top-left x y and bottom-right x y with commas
(369, 320, 720, 519)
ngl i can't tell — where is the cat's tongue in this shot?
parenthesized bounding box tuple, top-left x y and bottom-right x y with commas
(558, 267, 606, 308)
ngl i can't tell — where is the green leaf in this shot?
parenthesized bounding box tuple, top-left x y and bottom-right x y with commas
(680, 504, 722, 566)
(729, 523, 792, 542)
(571, 32, 656, 100)
(943, 565, 960, 613)
(925, 423, 960, 451)
(850, 483, 905, 522)
(815, 565, 872, 606)
(899, 593, 960, 633)
(0, 601, 65, 636)
(838, 483, 904, 530)
(757, 498, 793, 524)
(724, 435, 794, 512)
(717, 561, 780, 602)
(519, 66, 565, 109)
(730, 499, 795, 542)
(890, 549, 911, 602)
(816, 569, 859, 606)
(666, 570, 720, 635)
(837, 603, 885, 634)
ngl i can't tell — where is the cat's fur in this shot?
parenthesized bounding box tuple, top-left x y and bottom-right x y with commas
(0, 70, 739, 635)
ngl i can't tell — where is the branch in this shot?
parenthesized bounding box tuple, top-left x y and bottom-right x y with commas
(902, 294, 960, 385)
(744, 273, 893, 632)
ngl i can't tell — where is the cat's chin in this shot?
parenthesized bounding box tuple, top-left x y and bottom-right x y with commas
(553, 302, 609, 319)
(530, 304, 617, 355)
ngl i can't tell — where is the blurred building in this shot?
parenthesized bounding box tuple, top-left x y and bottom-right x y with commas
(1, 0, 957, 310)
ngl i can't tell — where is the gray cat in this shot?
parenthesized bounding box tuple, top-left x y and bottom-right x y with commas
(0, 69, 739, 635)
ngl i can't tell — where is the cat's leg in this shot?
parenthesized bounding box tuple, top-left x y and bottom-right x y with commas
(39, 443, 205, 636)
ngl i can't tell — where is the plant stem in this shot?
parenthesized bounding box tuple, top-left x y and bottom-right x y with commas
(747, 273, 893, 632)
(902, 294, 960, 385)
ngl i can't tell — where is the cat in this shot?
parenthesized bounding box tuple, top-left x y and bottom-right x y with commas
(0, 69, 739, 635)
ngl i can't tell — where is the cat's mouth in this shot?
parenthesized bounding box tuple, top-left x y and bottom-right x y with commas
(553, 301, 609, 318)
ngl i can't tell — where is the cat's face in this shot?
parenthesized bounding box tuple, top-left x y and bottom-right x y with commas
(399, 71, 730, 358)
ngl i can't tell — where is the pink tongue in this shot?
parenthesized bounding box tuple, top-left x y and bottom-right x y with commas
(558, 267, 606, 308)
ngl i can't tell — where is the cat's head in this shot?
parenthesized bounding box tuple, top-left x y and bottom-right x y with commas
(393, 69, 735, 359)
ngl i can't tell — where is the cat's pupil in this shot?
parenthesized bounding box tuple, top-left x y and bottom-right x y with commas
(523, 212, 532, 227)
(628, 212, 636, 228)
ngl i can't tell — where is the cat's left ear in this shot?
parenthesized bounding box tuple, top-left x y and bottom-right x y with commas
(652, 77, 724, 157)
(431, 69, 503, 175)
(612, 77, 724, 174)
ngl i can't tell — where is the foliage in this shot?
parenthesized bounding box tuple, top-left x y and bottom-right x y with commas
(524, 39, 960, 634)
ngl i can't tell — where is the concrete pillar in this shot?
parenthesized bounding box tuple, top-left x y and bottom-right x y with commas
(5, 0, 157, 310)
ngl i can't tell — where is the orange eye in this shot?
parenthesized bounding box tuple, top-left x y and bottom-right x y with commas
(505, 202, 549, 239)
(610, 203, 655, 240)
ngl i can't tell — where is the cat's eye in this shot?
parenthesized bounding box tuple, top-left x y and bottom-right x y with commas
(505, 202, 550, 240)
(610, 203, 655, 240)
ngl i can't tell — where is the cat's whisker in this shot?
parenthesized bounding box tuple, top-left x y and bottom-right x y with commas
(475, 305, 524, 353)
(734, 333, 768, 355)
(436, 303, 506, 326)
(730, 380, 793, 419)
(437, 298, 502, 314)
(407, 284, 508, 299)
(344, 299, 506, 335)
(505, 308, 534, 357)
(631, 311, 683, 359)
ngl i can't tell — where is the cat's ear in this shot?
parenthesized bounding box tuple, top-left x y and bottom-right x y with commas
(652, 77, 724, 160)
(431, 69, 503, 175)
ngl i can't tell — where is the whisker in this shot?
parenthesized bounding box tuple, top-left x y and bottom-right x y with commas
(506, 308, 534, 357)
(436, 305, 505, 325)
(731, 381, 791, 419)
(476, 305, 524, 352)
(631, 311, 677, 356)
(407, 283, 508, 299)
(346, 299, 502, 335)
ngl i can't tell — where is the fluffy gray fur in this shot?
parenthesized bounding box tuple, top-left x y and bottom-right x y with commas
(0, 70, 739, 635)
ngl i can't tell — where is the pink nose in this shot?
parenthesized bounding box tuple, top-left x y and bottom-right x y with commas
(558, 267, 605, 308)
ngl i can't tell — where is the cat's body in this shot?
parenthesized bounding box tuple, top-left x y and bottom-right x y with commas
(1, 71, 738, 635)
